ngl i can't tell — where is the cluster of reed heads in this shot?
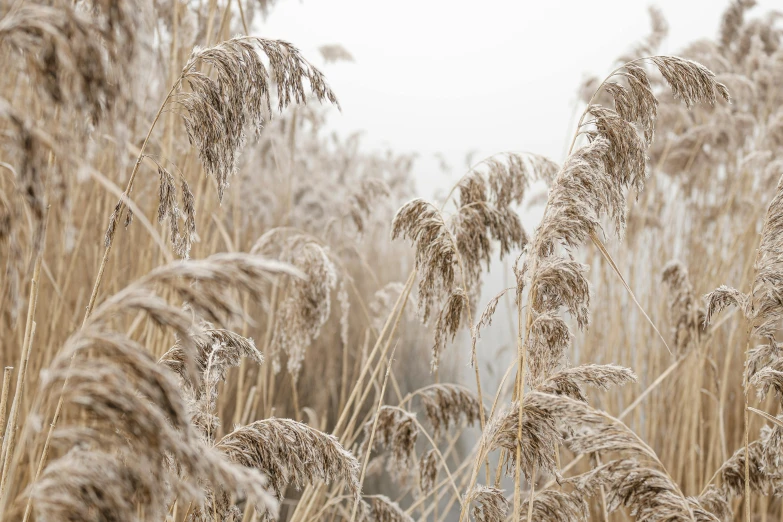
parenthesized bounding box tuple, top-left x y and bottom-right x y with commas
(0, 0, 782, 520)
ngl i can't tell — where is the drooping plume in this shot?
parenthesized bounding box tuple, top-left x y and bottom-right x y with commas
(178, 37, 339, 201)
(216, 418, 360, 500)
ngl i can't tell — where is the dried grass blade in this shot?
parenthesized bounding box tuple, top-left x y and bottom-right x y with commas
(590, 231, 671, 355)
(747, 406, 783, 428)
(350, 346, 397, 522)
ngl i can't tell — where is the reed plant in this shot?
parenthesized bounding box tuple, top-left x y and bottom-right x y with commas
(1, 1, 782, 521)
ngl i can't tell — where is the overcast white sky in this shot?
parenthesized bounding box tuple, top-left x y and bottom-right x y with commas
(259, 0, 776, 197)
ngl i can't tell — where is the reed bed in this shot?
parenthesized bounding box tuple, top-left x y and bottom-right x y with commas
(0, 0, 782, 520)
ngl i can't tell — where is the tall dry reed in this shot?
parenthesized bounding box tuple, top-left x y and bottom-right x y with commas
(1, 1, 782, 521)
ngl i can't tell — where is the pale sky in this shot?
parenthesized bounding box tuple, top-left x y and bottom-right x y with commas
(259, 0, 777, 198)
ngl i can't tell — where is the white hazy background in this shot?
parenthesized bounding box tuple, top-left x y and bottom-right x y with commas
(261, 0, 776, 197)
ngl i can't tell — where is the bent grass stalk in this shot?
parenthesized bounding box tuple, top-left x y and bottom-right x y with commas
(349, 347, 395, 522)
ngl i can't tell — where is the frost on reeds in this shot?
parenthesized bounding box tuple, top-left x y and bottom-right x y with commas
(160, 326, 263, 393)
(531, 53, 730, 258)
(37, 330, 277, 520)
(702, 172, 783, 513)
(719, 0, 758, 50)
(348, 178, 391, 235)
(319, 43, 355, 64)
(103, 35, 339, 258)
(127, 252, 302, 327)
(418, 383, 481, 439)
(432, 288, 469, 371)
(24, 253, 301, 519)
(358, 383, 479, 496)
(418, 449, 438, 495)
(704, 285, 749, 326)
(0, 0, 143, 281)
(159, 325, 263, 438)
(392, 153, 559, 369)
(681, 432, 776, 520)
(463, 485, 510, 522)
(519, 490, 587, 522)
(27, 448, 165, 522)
(537, 363, 637, 403)
(536, 55, 729, 248)
(6, 0, 780, 518)
(359, 495, 414, 522)
(566, 459, 715, 522)
(0, 111, 52, 262)
(369, 282, 417, 332)
(0, 1, 136, 123)
(152, 165, 198, 258)
(178, 37, 339, 201)
(472, 58, 729, 503)
(749, 175, 783, 339)
(391, 198, 456, 328)
(482, 370, 635, 482)
(471, 287, 509, 355)
(746, 341, 783, 383)
(360, 406, 418, 478)
(216, 418, 360, 500)
(482, 53, 730, 510)
(482, 399, 561, 482)
(252, 230, 338, 378)
(662, 261, 707, 355)
(490, 393, 705, 522)
(524, 257, 590, 385)
(714, 439, 768, 496)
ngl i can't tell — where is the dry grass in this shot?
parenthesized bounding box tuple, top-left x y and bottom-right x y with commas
(1, 0, 782, 521)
